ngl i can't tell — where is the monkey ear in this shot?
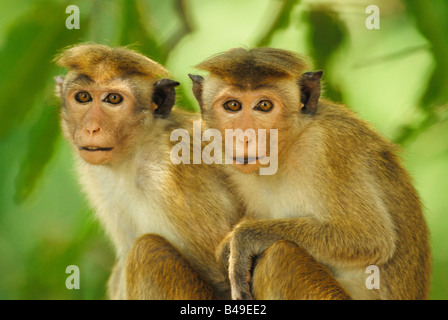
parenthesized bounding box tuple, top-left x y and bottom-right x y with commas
(54, 76, 65, 98)
(152, 79, 180, 118)
(188, 74, 204, 112)
(298, 71, 323, 115)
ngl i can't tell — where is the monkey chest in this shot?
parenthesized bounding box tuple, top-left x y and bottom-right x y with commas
(88, 169, 180, 255)
(240, 178, 316, 220)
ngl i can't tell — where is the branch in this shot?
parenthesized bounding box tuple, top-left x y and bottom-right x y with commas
(164, 0, 194, 52)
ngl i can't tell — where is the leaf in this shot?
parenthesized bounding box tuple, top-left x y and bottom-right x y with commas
(14, 101, 60, 204)
(119, 0, 195, 111)
(406, 0, 448, 108)
(0, 1, 88, 202)
(304, 6, 348, 102)
(0, 1, 87, 140)
(255, 0, 301, 47)
(162, 0, 195, 52)
(393, 113, 438, 146)
(391, 0, 448, 144)
(119, 0, 166, 63)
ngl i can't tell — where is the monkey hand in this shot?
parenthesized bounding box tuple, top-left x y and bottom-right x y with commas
(216, 232, 257, 300)
(223, 220, 280, 300)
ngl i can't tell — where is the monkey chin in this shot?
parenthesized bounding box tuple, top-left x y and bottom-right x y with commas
(78, 148, 114, 165)
(231, 155, 267, 174)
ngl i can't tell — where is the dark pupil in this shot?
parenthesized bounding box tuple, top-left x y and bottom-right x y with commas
(224, 100, 240, 111)
(77, 93, 89, 102)
(107, 93, 122, 104)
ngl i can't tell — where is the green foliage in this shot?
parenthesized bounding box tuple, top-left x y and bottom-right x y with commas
(393, 0, 448, 146)
(304, 7, 347, 103)
(0, 0, 447, 300)
(0, 1, 84, 140)
(119, 0, 164, 62)
(255, 0, 300, 47)
(406, 0, 448, 108)
(14, 102, 60, 203)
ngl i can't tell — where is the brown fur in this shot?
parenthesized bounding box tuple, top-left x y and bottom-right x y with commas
(55, 44, 242, 299)
(252, 241, 351, 300)
(55, 43, 169, 80)
(192, 47, 431, 300)
(196, 47, 309, 87)
(126, 234, 215, 299)
(55, 44, 169, 113)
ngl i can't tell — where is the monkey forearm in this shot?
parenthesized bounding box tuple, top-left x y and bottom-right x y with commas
(229, 217, 396, 268)
(227, 217, 395, 300)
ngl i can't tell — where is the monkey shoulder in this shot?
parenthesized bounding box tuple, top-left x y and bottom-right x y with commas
(312, 102, 398, 161)
(295, 101, 408, 198)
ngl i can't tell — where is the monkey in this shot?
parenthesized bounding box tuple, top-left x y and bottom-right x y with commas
(189, 47, 431, 300)
(54, 44, 242, 299)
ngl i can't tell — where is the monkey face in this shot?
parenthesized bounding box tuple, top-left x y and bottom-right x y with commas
(55, 44, 179, 166)
(62, 83, 145, 165)
(211, 86, 285, 174)
(191, 47, 324, 175)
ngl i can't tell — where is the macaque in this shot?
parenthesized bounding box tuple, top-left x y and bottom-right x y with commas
(54, 44, 242, 299)
(190, 47, 431, 300)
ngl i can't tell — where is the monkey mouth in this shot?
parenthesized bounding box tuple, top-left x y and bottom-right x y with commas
(234, 156, 265, 165)
(79, 146, 113, 152)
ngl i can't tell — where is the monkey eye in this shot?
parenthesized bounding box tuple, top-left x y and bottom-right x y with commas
(254, 100, 273, 112)
(104, 93, 123, 105)
(75, 92, 92, 103)
(223, 100, 242, 112)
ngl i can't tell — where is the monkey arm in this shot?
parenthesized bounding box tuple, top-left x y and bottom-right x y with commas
(126, 234, 216, 299)
(251, 240, 352, 300)
(225, 216, 396, 300)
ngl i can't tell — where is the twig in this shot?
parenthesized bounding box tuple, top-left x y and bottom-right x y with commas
(164, 0, 194, 52)
(353, 44, 430, 68)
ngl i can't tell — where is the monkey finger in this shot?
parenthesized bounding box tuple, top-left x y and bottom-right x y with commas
(215, 234, 232, 271)
(228, 244, 254, 300)
(229, 259, 253, 300)
(231, 284, 254, 300)
(229, 271, 254, 300)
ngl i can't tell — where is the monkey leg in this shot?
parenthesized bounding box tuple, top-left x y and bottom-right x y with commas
(125, 233, 216, 300)
(251, 240, 351, 300)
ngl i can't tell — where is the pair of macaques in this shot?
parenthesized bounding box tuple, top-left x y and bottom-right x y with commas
(54, 44, 431, 300)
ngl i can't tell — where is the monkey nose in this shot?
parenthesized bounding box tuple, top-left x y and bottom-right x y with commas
(85, 126, 100, 136)
(237, 134, 254, 144)
(238, 137, 248, 144)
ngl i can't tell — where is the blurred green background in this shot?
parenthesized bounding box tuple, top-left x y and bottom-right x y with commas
(0, 0, 446, 300)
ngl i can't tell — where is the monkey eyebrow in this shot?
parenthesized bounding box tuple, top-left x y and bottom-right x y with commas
(121, 70, 146, 77)
(252, 83, 279, 90)
(66, 74, 133, 94)
(69, 73, 94, 86)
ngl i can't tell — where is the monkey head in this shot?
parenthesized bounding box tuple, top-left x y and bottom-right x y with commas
(54, 44, 179, 165)
(189, 47, 323, 174)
